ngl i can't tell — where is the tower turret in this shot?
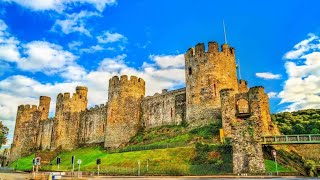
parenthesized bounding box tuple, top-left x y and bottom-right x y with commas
(38, 96, 51, 121)
(105, 75, 145, 148)
(185, 41, 238, 126)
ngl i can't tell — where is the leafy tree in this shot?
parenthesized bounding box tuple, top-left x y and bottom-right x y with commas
(0, 121, 9, 149)
(272, 109, 320, 135)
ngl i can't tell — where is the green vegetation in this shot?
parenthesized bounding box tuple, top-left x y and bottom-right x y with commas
(264, 160, 294, 173)
(190, 143, 232, 174)
(41, 146, 194, 175)
(272, 109, 320, 134)
(129, 123, 221, 147)
(0, 121, 9, 149)
(9, 154, 34, 171)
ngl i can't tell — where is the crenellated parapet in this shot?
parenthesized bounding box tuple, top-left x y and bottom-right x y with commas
(108, 75, 145, 101)
(185, 42, 235, 60)
(185, 41, 238, 126)
(56, 86, 88, 115)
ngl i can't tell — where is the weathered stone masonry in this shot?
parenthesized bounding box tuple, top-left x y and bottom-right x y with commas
(10, 40, 277, 174)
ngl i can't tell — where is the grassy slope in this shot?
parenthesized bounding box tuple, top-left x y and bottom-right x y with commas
(41, 146, 194, 175)
(264, 160, 294, 173)
(9, 124, 294, 174)
(9, 154, 34, 171)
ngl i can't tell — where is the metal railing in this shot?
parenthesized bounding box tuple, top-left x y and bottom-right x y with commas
(261, 134, 320, 144)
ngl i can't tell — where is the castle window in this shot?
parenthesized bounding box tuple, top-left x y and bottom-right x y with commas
(214, 84, 217, 96)
(236, 98, 249, 114)
(170, 108, 173, 118)
(102, 124, 105, 132)
(43, 107, 45, 110)
(188, 67, 192, 75)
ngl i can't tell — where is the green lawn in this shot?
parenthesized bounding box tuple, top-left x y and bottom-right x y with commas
(264, 159, 295, 173)
(41, 146, 194, 175)
(9, 154, 35, 171)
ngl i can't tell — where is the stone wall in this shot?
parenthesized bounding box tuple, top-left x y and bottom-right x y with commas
(141, 88, 186, 129)
(51, 86, 88, 151)
(37, 118, 54, 150)
(105, 75, 145, 149)
(185, 42, 238, 127)
(220, 88, 268, 173)
(79, 104, 107, 146)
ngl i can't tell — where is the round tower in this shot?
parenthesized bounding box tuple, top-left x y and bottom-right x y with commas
(39, 96, 51, 121)
(76, 86, 88, 111)
(185, 41, 238, 126)
(105, 75, 145, 148)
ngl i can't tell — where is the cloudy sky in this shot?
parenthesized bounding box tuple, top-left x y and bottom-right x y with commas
(0, 0, 320, 148)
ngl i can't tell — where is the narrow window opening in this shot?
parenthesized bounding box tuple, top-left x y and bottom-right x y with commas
(188, 67, 192, 75)
(170, 108, 173, 118)
(214, 84, 217, 96)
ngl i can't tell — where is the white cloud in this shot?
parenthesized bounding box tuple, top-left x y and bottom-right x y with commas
(3, 0, 117, 12)
(19, 41, 77, 73)
(283, 33, 318, 59)
(68, 41, 83, 50)
(267, 92, 277, 98)
(80, 45, 106, 54)
(0, 19, 20, 62)
(149, 54, 185, 68)
(97, 31, 127, 44)
(52, 11, 101, 36)
(255, 72, 281, 80)
(279, 33, 320, 111)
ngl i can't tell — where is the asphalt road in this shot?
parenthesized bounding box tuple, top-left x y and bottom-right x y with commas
(0, 173, 315, 180)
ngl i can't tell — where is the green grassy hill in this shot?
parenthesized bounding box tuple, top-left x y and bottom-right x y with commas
(9, 123, 296, 175)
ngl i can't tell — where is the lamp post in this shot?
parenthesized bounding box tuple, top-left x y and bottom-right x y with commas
(272, 150, 278, 176)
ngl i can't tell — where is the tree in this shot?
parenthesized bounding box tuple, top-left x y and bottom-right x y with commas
(0, 121, 9, 149)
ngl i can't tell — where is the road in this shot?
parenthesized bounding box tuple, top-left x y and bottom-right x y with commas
(0, 173, 313, 180)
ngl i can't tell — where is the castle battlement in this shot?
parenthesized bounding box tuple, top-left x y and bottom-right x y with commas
(88, 104, 106, 111)
(108, 75, 145, 101)
(18, 104, 36, 111)
(249, 86, 265, 95)
(109, 75, 145, 88)
(185, 42, 235, 59)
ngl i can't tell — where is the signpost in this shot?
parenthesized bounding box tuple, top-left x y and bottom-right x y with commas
(96, 158, 101, 176)
(272, 150, 278, 176)
(138, 160, 140, 176)
(56, 157, 61, 171)
(77, 159, 82, 178)
(71, 156, 75, 176)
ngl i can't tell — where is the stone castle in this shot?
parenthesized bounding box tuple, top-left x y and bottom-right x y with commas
(10, 41, 278, 173)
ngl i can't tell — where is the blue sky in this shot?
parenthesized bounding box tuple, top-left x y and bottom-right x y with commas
(0, 0, 320, 148)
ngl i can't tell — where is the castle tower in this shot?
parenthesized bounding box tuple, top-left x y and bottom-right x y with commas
(238, 80, 248, 93)
(220, 87, 265, 174)
(10, 103, 41, 162)
(185, 42, 238, 126)
(248, 86, 279, 136)
(105, 75, 145, 148)
(38, 96, 51, 121)
(51, 86, 88, 150)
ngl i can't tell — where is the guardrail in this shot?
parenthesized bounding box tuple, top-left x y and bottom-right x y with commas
(261, 134, 320, 144)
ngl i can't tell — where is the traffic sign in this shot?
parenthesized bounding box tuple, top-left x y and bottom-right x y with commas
(35, 157, 41, 166)
(96, 158, 101, 165)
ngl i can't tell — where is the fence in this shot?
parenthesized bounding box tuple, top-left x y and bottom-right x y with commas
(107, 142, 189, 154)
